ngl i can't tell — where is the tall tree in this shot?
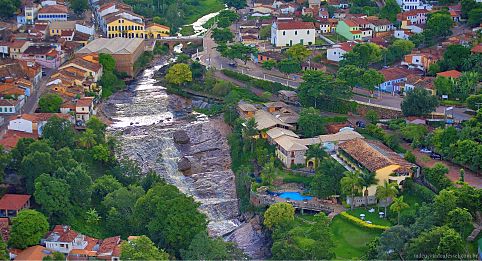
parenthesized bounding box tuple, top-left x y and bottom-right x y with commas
(134, 184, 207, 257)
(390, 196, 409, 224)
(34, 174, 72, 222)
(99, 53, 116, 72)
(375, 180, 398, 217)
(337, 65, 363, 88)
(38, 94, 63, 113)
(446, 207, 472, 236)
(120, 235, 169, 260)
(224, 0, 246, 9)
(91, 175, 122, 207)
(263, 202, 295, 230)
(340, 171, 362, 210)
(310, 159, 346, 198)
(298, 107, 325, 137)
(286, 44, 312, 62)
(42, 117, 76, 149)
(8, 210, 49, 249)
(69, 0, 88, 15)
(181, 232, 245, 260)
(401, 88, 439, 116)
(276, 59, 301, 75)
(380, 0, 401, 22)
(165, 63, 192, 85)
(359, 69, 384, 94)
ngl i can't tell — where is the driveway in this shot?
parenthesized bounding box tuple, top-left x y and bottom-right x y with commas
(401, 143, 482, 188)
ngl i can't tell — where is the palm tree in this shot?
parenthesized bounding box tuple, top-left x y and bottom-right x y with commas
(359, 172, 379, 208)
(306, 144, 328, 169)
(340, 171, 362, 210)
(390, 196, 409, 224)
(243, 118, 258, 153)
(78, 129, 97, 149)
(375, 180, 398, 218)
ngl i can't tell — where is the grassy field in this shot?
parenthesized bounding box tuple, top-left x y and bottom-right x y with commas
(180, 26, 195, 36)
(346, 208, 393, 226)
(330, 215, 383, 259)
(185, 0, 225, 24)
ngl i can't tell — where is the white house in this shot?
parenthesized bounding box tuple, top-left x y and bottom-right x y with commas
(271, 21, 316, 47)
(44, 225, 89, 254)
(75, 97, 95, 124)
(7, 113, 69, 136)
(396, 0, 432, 11)
(327, 41, 357, 62)
(0, 99, 23, 114)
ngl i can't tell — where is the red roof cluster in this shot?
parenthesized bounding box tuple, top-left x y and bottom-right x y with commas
(39, 4, 68, 14)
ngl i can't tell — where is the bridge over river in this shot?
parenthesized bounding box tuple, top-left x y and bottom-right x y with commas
(148, 35, 205, 50)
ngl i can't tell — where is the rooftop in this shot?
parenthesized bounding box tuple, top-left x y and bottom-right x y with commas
(276, 21, 315, 30)
(0, 194, 31, 210)
(38, 4, 68, 13)
(0, 130, 38, 149)
(436, 70, 462, 79)
(76, 37, 144, 55)
(339, 138, 413, 172)
(14, 245, 51, 260)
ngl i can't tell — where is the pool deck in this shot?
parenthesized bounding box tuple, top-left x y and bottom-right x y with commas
(254, 192, 346, 215)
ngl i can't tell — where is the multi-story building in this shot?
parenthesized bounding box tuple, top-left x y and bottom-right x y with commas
(336, 20, 362, 40)
(20, 45, 62, 69)
(402, 49, 442, 71)
(105, 12, 145, 38)
(271, 21, 316, 47)
(37, 5, 68, 21)
(8, 40, 30, 59)
(24, 2, 41, 25)
(396, 0, 432, 11)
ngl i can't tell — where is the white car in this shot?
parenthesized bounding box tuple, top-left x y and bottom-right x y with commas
(420, 148, 432, 154)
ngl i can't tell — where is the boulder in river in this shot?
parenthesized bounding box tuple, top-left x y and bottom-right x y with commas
(177, 156, 192, 174)
(173, 130, 190, 144)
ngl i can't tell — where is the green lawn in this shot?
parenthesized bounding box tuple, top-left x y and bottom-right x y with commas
(346, 208, 393, 227)
(184, 0, 225, 24)
(180, 25, 195, 36)
(330, 215, 383, 259)
(277, 169, 313, 187)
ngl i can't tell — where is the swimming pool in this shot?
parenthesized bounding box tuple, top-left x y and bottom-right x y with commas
(278, 192, 312, 201)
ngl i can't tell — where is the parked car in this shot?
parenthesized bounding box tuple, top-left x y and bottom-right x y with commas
(430, 152, 442, 160)
(228, 62, 237, 68)
(420, 148, 432, 154)
(356, 121, 366, 128)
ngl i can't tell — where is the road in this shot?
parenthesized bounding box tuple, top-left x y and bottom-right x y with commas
(21, 69, 55, 114)
(353, 88, 473, 121)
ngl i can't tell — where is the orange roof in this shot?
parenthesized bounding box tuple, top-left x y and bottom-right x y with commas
(76, 97, 94, 107)
(277, 21, 315, 30)
(0, 194, 30, 210)
(471, 44, 482, 54)
(343, 19, 358, 27)
(146, 23, 170, 30)
(39, 4, 68, 13)
(14, 245, 50, 260)
(437, 70, 462, 79)
(350, 30, 362, 34)
(9, 113, 70, 123)
(0, 130, 38, 149)
(8, 40, 28, 49)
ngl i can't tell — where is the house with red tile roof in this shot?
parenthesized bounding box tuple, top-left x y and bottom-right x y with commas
(19, 45, 61, 69)
(7, 40, 30, 59)
(378, 67, 421, 94)
(271, 21, 316, 47)
(13, 245, 52, 260)
(96, 236, 121, 260)
(0, 130, 38, 149)
(437, 70, 462, 79)
(44, 225, 98, 254)
(0, 99, 24, 114)
(0, 194, 31, 218)
(327, 41, 357, 62)
(38, 5, 68, 21)
(471, 44, 482, 54)
(402, 48, 443, 71)
(336, 19, 363, 40)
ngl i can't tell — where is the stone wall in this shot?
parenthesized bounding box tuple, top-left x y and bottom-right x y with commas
(355, 101, 403, 119)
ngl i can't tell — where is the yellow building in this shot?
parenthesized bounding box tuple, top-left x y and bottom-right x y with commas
(145, 23, 170, 39)
(106, 16, 145, 39)
(49, 21, 76, 37)
(338, 138, 419, 207)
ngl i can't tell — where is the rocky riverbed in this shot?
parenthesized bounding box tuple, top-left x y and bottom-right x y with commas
(102, 59, 269, 258)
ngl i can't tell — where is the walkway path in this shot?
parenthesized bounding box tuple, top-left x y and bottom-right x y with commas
(401, 143, 482, 188)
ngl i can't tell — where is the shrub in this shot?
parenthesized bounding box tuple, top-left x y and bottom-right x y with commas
(339, 212, 389, 232)
(403, 179, 435, 203)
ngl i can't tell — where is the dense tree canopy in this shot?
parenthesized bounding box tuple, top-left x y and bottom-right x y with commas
(401, 88, 439, 116)
(120, 235, 169, 260)
(39, 94, 63, 113)
(8, 210, 49, 249)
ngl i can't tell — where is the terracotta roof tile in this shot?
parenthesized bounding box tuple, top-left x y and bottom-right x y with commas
(436, 70, 462, 79)
(38, 4, 68, 13)
(277, 21, 315, 30)
(0, 194, 30, 210)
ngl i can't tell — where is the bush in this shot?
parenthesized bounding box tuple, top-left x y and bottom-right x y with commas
(339, 212, 389, 232)
(404, 151, 416, 163)
(403, 179, 435, 203)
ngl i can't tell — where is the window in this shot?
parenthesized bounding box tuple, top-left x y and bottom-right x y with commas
(307, 30, 310, 34)
(283, 31, 285, 35)
(9, 108, 12, 112)
(295, 30, 297, 35)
